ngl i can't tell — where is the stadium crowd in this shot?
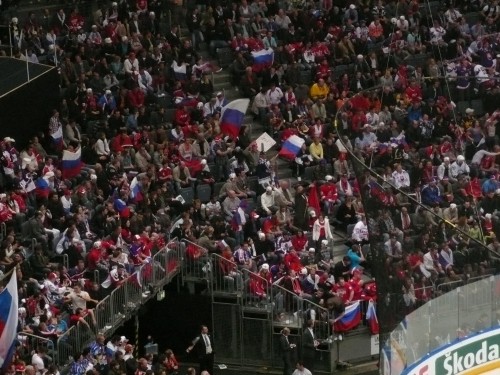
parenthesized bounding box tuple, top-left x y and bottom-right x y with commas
(2, 0, 500, 374)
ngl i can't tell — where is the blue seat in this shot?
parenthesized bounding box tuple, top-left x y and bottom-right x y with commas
(196, 184, 212, 203)
(180, 187, 195, 205)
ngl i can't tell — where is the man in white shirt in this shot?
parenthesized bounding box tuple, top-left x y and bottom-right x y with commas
(260, 186, 277, 216)
(266, 84, 283, 105)
(392, 164, 411, 189)
(32, 348, 46, 375)
(292, 361, 313, 375)
(352, 216, 369, 243)
(65, 284, 98, 325)
(450, 155, 470, 178)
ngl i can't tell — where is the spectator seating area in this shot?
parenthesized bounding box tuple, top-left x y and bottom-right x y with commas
(1, 0, 500, 373)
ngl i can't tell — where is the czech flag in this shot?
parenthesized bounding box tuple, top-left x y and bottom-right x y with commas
(279, 135, 305, 160)
(251, 48, 274, 72)
(366, 300, 379, 334)
(51, 126, 64, 151)
(334, 301, 361, 332)
(220, 99, 250, 139)
(130, 177, 143, 202)
(61, 148, 82, 179)
(171, 61, 187, 81)
(0, 272, 19, 369)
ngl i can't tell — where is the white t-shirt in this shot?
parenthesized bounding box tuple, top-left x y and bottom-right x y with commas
(68, 290, 90, 311)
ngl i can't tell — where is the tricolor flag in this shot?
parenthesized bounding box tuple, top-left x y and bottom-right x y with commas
(251, 48, 274, 72)
(171, 61, 187, 81)
(220, 99, 250, 139)
(61, 148, 82, 179)
(114, 198, 131, 218)
(0, 272, 19, 369)
(279, 135, 305, 160)
(366, 300, 379, 334)
(35, 177, 51, 200)
(51, 126, 64, 150)
(334, 301, 361, 332)
(130, 177, 143, 202)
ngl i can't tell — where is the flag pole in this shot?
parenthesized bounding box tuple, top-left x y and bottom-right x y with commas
(26, 50, 30, 82)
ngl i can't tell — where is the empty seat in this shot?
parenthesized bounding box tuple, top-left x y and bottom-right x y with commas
(470, 99, 485, 116)
(217, 47, 234, 68)
(304, 166, 315, 182)
(196, 184, 212, 203)
(299, 70, 312, 85)
(180, 187, 195, 205)
(213, 181, 226, 198)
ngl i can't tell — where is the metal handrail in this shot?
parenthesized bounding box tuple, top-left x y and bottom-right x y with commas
(56, 241, 180, 366)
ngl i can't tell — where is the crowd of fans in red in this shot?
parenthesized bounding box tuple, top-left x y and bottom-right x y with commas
(2, 0, 500, 374)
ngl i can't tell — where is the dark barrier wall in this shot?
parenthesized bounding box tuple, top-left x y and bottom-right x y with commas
(0, 63, 59, 148)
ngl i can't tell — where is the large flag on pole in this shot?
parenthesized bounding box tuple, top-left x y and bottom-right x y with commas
(220, 99, 250, 139)
(251, 48, 274, 72)
(366, 300, 379, 334)
(334, 301, 361, 332)
(61, 148, 82, 179)
(279, 135, 305, 160)
(0, 272, 19, 369)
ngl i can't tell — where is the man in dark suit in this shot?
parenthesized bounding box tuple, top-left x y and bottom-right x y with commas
(302, 320, 318, 372)
(280, 327, 295, 375)
(187, 325, 214, 375)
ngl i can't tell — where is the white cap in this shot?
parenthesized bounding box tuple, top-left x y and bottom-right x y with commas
(4, 137, 14, 143)
(496, 188, 500, 195)
(325, 175, 333, 181)
(11, 17, 18, 24)
(400, 15, 405, 20)
(105, 89, 112, 95)
(197, 102, 204, 109)
(465, 108, 474, 114)
(122, 36, 128, 42)
(321, 239, 328, 246)
(357, 54, 363, 59)
(300, 268, 308, 275)
(391, 18, 397, 24)
(44, 171, 55, 178)
(457, 155, 465, 161)
(105, 37, 112, 44)
(216, 91, 223, 96)
(261, 263, 269, 270)
(379, 122, 385, 126)
(112, 1, 118, 5)
(0, 194, 6, 199)
(266, 186, 273, 192)
(92, 24, 97, 28)
(450, 203, 457, 209)
(86, 88, 93, 93)
(149, 11, 155, 16)
(350, 4, 356, 9)
(486, 213, 492, 219)
(90, 174, 97, 180)
(308, 247, 315, 252)
(201, 159, 207, 165)
(229, 173, 236, 179)
(94, 240, 102, 248)
(258, 231, 265, 240)
(444, 157, 450, 162)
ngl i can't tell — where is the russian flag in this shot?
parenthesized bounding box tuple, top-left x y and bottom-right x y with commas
(366, 300, 379, 334)
(114, 198, 131, 218)
(171, 61, 187, 81)
(0, 272, 19, 369)
(130, 177, 143, 202)
(279, 135, 305, 160)
(220, 99, 250, 139)
(334, 301, 361, 332)
(251, 48, 274, 72)
(51, 126, 64, 150)
(35, 177, 51, 199)
(61, 148, 82, 179)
